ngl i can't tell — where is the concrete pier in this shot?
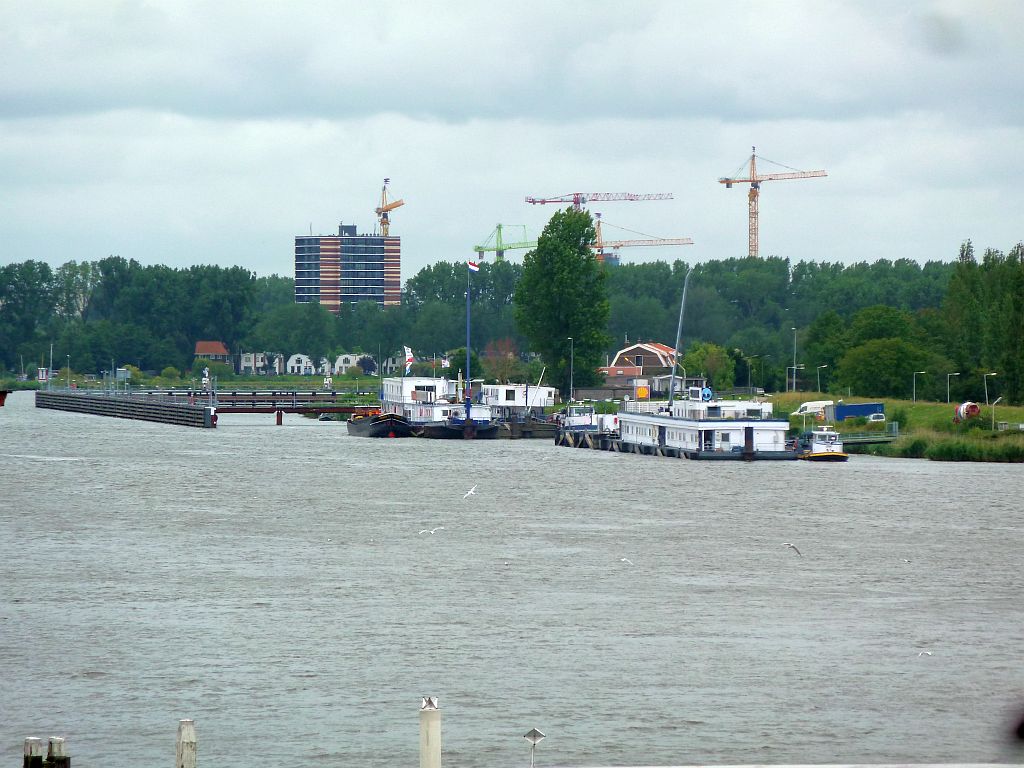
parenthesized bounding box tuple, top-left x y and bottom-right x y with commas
(35, 391, 216, 428)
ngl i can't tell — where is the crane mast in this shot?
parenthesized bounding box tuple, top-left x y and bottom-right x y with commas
(374, 178, 405, 236)
(718, 147, 826, 258)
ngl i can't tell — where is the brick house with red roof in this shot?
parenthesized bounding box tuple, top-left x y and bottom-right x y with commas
(194, 341, 231, 368)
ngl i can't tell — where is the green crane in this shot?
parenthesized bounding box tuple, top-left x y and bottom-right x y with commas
(473, 224, 537, 262)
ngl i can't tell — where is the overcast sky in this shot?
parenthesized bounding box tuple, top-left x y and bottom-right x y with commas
(1, 1, 1021, 281)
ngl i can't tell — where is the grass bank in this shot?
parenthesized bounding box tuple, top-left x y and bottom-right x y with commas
(772, 392, 1024, 463)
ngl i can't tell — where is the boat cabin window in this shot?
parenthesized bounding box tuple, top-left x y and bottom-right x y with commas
(706, 406, 721, 418)
(505, 389, 516, 401)
(568, 405, 594, 417)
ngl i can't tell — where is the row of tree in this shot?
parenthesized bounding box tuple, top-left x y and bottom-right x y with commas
(1, 211, 1020, 403)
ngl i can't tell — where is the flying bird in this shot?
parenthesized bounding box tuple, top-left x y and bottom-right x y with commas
(463, 485, 478, 499)
(419, 527, 444, 534)
(783, 543, 801, 556)
(918, 651, 932, 656)
(620, 557, 634, 565)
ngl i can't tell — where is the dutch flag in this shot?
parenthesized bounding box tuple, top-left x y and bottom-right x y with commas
(467, 260, 480, 272)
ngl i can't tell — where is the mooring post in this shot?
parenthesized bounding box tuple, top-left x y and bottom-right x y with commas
(23, 737, 43, 768)
(175, 719, 196, 768)
(276, 409, 283, 426)
(45, 737, 69, 768)
(419, 696, 441, 768)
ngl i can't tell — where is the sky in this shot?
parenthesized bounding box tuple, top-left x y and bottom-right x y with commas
(1, 0, 1021, 281)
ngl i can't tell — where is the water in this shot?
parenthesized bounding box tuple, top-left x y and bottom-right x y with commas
(1, 390, 1022, 766)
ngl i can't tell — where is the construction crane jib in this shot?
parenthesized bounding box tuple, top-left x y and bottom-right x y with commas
(375, 178, 405, 236)
(718, 147, 826, 258)
(524, 192, 673, 211)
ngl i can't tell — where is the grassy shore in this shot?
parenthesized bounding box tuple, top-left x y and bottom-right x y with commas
(771, 393, 1024, 463)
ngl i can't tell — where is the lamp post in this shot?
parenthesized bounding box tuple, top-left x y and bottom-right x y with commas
(66, 354, 70, 390)
(946, 371, 960, 403)
(567, 337, 574, 403)
(790, 326, 797, 392)
(913, 371, 926, 402)
(787, 364, 804, 391)
(816, 364, 828, 393)
(747, 354, 759, 391)
(992, 396, 1003, 431)
(984, 372, 997, 405)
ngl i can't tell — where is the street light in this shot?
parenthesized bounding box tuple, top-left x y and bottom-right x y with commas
(747, 354, 759, 391)
(787, 364, 805, 392)
(912, 371, 926, 402)
(567, 337, 574, 403)
(984, 371, 997, 405)
(816, 364, 828, 393)
(991, 396, 1003, 431)
(66, 354, 71, 390)
(946, 372, 960, 403)
(790, 327, 797, 392)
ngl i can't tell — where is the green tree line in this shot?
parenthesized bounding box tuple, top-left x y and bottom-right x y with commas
(2, 237, 1020, 404)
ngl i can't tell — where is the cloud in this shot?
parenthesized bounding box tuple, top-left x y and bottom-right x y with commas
(0, 1, 1021, 280)
(1, 1, 1020, 125)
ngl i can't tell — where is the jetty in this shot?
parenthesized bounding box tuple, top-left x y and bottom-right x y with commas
(34, 388, 374, 427)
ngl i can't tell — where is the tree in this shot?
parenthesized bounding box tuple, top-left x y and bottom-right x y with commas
(514, 208, 610, 395)
(682, 341, 735, 392)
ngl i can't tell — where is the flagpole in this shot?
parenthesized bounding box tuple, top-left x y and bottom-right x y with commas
(465, 263, 472, 421)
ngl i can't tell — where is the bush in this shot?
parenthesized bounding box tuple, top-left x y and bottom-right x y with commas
(161, 366, 181, 380)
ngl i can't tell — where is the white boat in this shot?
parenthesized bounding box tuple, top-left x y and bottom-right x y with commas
(616, 387, 795, 460)
(379, 375, 498, 439)
(796, 425, 849, 462)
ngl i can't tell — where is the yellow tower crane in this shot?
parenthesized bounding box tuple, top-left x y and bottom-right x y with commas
(375, 178, 405, 236)
(718, 147, 826, 258)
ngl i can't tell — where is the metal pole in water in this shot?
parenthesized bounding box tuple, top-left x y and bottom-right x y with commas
(175, 719, 196, 768)
(419, 697, 441, 768)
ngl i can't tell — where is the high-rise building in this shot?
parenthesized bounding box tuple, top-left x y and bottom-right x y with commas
(294, 224, 401, 312)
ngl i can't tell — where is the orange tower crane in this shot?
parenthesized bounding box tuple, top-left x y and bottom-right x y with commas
(592, 214, 693, 264)
(525, 191, 673, 210)
(718, 147, 826, 258)
(375, 178, 405, 236)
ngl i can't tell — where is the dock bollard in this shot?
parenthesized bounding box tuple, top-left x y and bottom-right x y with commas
(419, 697, 441, 768)
(175, 720, 196, 768)
(45, 737, 69, 768)
(23, 738, 43, 768)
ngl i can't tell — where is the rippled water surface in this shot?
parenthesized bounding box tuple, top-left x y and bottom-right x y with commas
(2, 391, 1023, 766)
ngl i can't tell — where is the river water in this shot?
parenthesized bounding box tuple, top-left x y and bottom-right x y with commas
(1, 391, 1022, 767)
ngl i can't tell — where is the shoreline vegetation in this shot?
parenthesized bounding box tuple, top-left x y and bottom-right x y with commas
(772, 393, 1024, 463)
(6, 377, 1023, 462)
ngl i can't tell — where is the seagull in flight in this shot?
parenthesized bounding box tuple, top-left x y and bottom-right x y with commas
(918, 651, 932, 656)
(419, 527, 444, 535)
(463, 485, 478, 499)
(783, 543, 801, 556)
(620, 557, 634, 565)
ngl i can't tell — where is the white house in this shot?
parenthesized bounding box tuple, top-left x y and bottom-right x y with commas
(333, 353, 363, 375)
(286, 354, 315, 375)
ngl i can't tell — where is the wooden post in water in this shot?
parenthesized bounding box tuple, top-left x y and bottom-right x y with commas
(23, 738, 43, 768)
(419, 696, 441, 768)
(175, 719, 196, 768)
(45, 737, 69, 768)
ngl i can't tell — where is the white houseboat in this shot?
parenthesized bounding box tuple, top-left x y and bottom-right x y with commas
(617, 387, 795, 460)
(380, 376, 498, 439)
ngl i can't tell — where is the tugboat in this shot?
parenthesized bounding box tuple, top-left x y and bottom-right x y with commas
(796, 424, 849, 462)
